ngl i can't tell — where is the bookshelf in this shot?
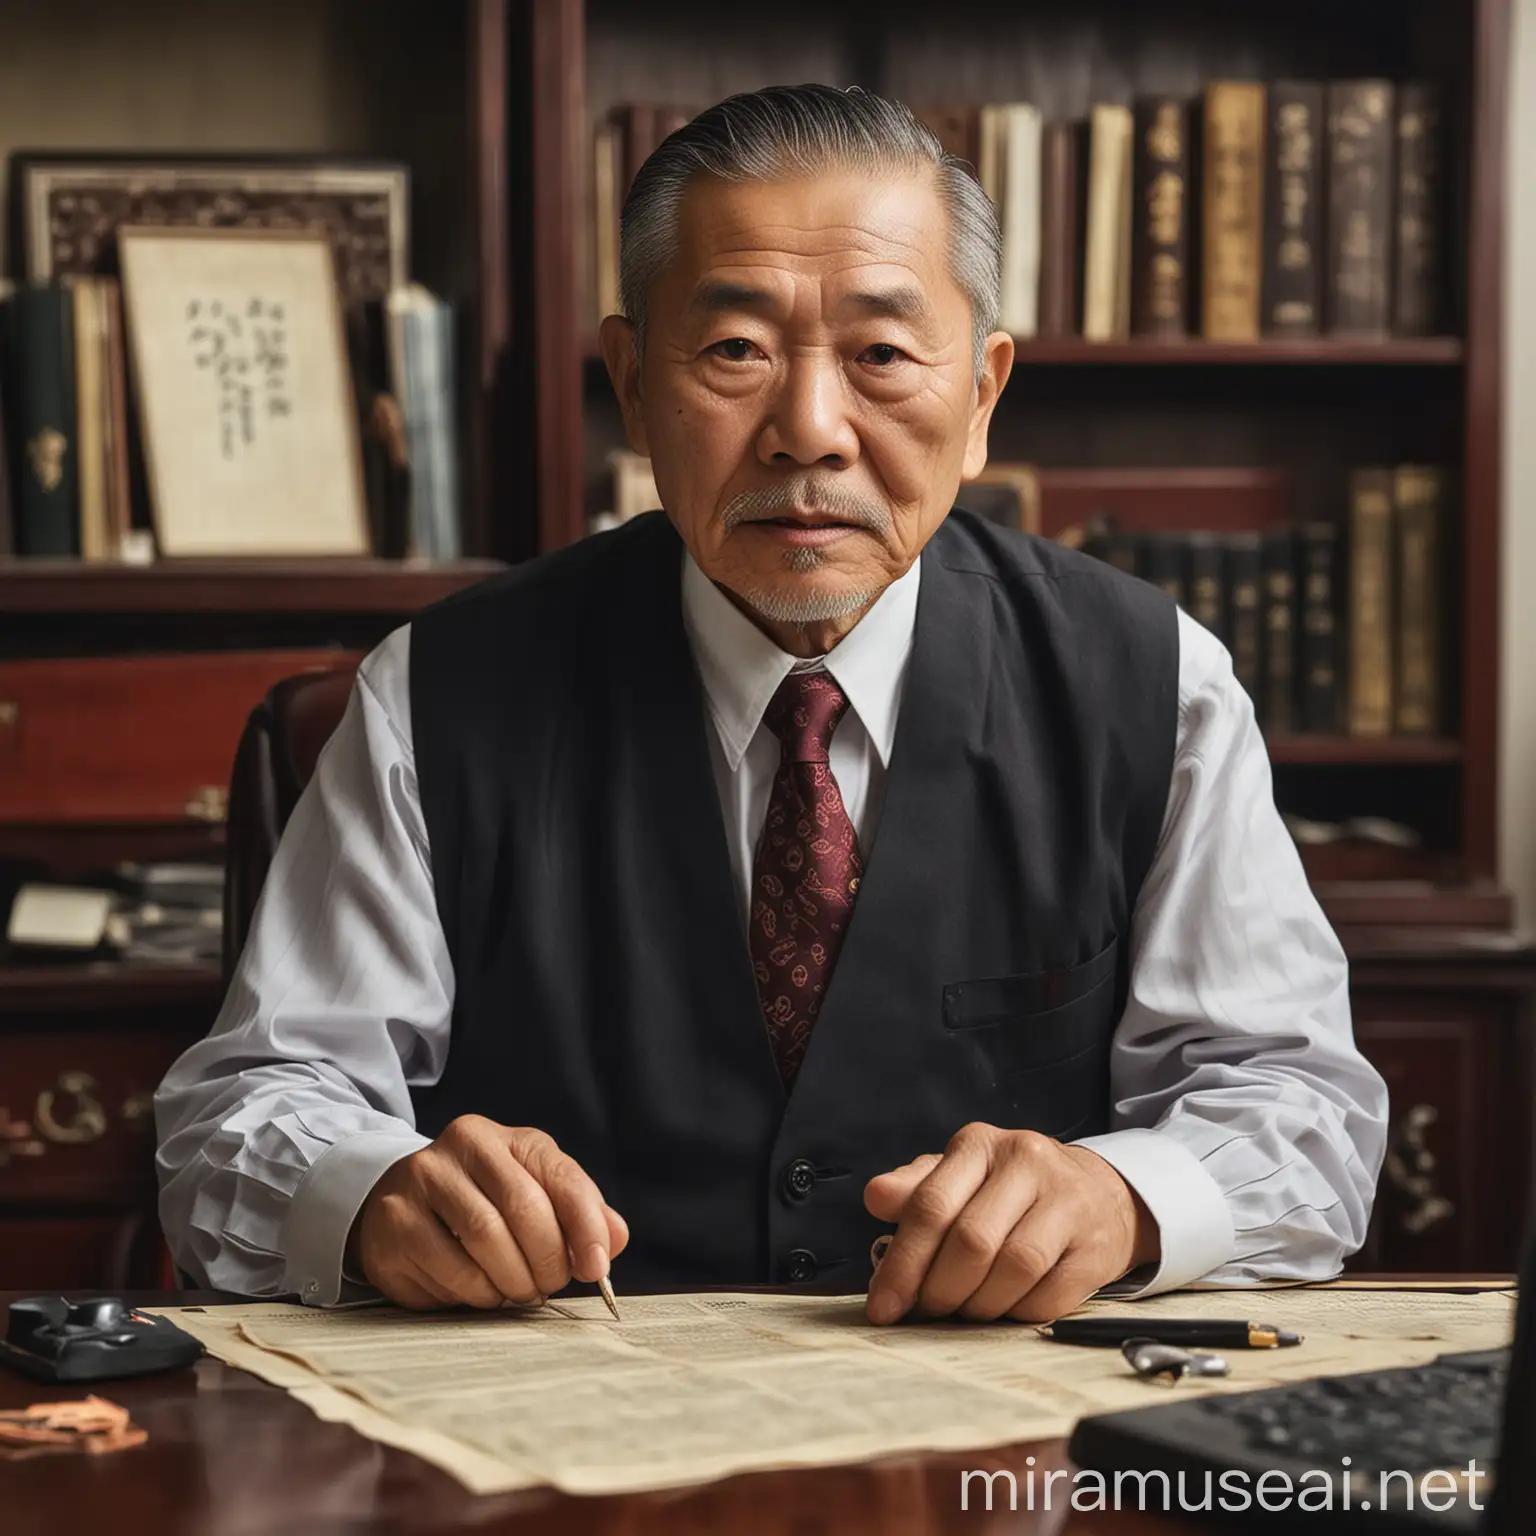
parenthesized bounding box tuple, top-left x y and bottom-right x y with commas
(519, 0, 1516, 931)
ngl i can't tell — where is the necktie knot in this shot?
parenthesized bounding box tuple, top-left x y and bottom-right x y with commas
(763, 671, 849, 764)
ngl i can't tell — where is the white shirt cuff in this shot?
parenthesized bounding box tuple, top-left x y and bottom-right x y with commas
(280, 1128, 430, 1306)
(1072, 1127, 1235, 1296)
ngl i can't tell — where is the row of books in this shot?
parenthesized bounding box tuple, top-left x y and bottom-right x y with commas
(0, 278, 461, 562)
(589, 81, 1441, 342)
(1080, 466, 1449, 737)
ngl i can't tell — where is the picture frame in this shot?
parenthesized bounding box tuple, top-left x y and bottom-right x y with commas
(118, 225, 370, 557)
(10, 152, 409, 306)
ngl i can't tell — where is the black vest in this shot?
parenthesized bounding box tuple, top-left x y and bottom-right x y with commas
(408, 509, 1178, 1290)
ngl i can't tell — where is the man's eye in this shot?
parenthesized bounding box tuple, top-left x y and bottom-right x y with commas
(860, 343, 906, 366)
(709, 338, 758, 361)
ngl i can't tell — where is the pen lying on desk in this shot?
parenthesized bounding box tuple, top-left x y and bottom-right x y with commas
(1036, 1318, 1303, 1349)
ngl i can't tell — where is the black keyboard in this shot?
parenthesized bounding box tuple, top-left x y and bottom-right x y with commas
(1068, 1350, 1509, 1532)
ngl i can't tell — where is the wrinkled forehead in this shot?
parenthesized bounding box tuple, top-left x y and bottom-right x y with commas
(660, 168, 963, 316)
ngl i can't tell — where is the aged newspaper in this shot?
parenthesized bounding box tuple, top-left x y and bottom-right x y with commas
(150, 1285, 1517, 1498)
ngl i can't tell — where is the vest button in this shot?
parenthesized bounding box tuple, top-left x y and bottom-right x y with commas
(783, 1157, 817, 1201)
(785, 1247, 818, 1283)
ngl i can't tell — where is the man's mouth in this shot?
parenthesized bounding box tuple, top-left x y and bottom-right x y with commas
(748, 513, 864, 546)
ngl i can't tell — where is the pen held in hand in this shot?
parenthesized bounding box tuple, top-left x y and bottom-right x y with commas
(597, 1273, 621, 1322)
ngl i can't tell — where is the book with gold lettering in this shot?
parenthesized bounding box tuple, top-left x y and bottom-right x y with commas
(1326, 81, 1396, 336)
(1300, 522, 1339, 732)
(1347, 468, 1395, 736)
(1201, 82, 1266, 341)
(1393, 83, 1444, 337)
(1393, 465, 1445, 735)
(1224, 531, 1263, 706)
(1130, 97, 1189, 338)
(1261, 82, 1323, 338)
(1262, 528, 1298, 733)
(1084, 105, 1134, 341)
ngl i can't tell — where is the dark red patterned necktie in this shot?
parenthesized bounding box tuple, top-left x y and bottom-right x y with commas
(750, 671, 864, 1088)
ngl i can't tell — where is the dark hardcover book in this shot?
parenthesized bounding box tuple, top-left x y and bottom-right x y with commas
(1224, 531, 1264, 704)
(1261, 82, 1324, 337)
(1038, 120, 1085, 336)
(12, 282, 79, 557)
(1393, 83, 1445, 337)
(1140, 531, 1187, 608)
(1393, 465, 1445, 734)
(1326, 81, 1396, 336)
(1186, 531, 1225, 637)
(615, 103, 660, 195)
(1347, 466, 1395, 736)
(0, 289, 14, 556)
(1131, 98, 1190, 337)
(915, 105, 980, 171)
(1299, 521, 1340, 732)
(1261, 528, 1298, 734)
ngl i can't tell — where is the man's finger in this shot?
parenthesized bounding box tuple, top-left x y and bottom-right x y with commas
(421, 1154, 541, 1303)
(513, 1129, 615, 1284)
(866, 1131, 993, 1324)
(1006, 1244, 1105, 1323)
(863, 1153, 943, 1222)
(959, 1201, 1075, 1321)
(409, 1209, 505, 1309)
(604, 1204, 631, 1259)
(917, 1149, 1041, 1317)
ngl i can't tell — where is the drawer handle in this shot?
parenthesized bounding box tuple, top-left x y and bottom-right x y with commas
(0, 1106, 46, 1168)
(185, 785, 229, 823)
(35, 1071, 110, 1146)
(1383, 1102, 1456, 1236)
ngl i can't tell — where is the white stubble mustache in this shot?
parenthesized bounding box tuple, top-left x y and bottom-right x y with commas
(719, 478, 892, 541)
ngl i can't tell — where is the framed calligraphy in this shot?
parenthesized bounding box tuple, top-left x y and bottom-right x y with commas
(118, 226, 369, 556)
(11, 153, 408, 306)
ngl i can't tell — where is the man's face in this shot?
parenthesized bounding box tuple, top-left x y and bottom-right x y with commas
(601, 167, 1013, 651)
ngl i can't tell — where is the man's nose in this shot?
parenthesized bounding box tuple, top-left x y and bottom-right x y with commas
(756, 351, 861, 469)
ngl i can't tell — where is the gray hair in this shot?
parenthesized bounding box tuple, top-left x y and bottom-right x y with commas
(618, 84, 1001, 381)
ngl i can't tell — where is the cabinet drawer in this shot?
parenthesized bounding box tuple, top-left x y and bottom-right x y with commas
(0, 1030, 189, 1206)
(0, 1214, 161, 1290)
(0, 649, 359, 823)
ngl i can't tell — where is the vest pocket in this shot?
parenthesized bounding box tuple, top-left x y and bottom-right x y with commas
(941, 939, 1120, 1136)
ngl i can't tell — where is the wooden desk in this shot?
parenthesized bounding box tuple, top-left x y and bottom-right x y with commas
(0, 1290, 1216, 1536)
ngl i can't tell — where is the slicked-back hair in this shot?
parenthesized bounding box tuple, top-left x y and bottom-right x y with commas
(618, 83, 1002, 381)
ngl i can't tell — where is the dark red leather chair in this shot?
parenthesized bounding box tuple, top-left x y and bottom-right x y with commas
(222, 666, 358, 984)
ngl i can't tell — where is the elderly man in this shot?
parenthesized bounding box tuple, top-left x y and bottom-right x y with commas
(157, 84, 1386, 1325)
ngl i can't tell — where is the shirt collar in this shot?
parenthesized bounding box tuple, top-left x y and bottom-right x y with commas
(681, 551, 922, 772)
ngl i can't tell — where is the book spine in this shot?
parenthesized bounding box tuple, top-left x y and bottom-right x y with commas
(99, 278, 133, 557)
(1139, 531, 1187, 608)
(1262, 528, 1297, 733)
(1186, 532, 1224, 637)
(1201, 83, 1266, 341)
(1327, 81, 1396, 335)
(0, 292, 12, 557)
(1225, 531, 1264, 704)
(617, 103, 659, 196)
(1393, 465, 1444, 734)
(13, 283, 79, 557)
(1347, 467, 1395, 736)
(1299, 522, 1340, 732)
(593, 122, 622, 324)
(71, 277, 109, 562)
(1130, 97, 1190, 338)
(1037, 121, 1083, 336)
(1393, 83, 1444, 337)
(999, 104, 1043, 337)
(1084, 105, 1133, 341)
(1261, 82, 1324, 337)
(978, 104, 1008, 208)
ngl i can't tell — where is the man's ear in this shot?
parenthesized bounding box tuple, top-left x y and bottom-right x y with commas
(960, 329, 1015, 481)
(600, 313, 651, 457)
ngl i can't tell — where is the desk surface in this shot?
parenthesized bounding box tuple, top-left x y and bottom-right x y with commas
(2, 1283, 1507, 1536)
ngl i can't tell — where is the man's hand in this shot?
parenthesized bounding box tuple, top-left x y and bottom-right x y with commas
(352, 1117, 629, 1310)
(863, 1123, 1159, 1325)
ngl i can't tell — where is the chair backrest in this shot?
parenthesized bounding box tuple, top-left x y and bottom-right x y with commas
(222, 666, 358, 983)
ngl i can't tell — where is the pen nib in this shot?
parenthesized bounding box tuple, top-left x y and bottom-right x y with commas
(597, 1273, 621, 1321)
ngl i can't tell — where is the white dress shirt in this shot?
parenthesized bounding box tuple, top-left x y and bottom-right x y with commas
(155, 549, 1388, 1306)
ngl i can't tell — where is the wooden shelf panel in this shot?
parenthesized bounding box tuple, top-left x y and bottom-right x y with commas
(581, 337, 1464, 366)
(0, 961, 222, 1016)
(1009, 338, 1465, 366)
(1269, 736, 1463, 765)
(0, 559, 506, 615)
